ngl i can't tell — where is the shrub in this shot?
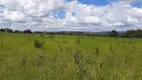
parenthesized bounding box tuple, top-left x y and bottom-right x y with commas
(76, 37, 80, 44)
(14, 30, 22, 33)
(0, 28, 6, 32)
(5, 28, 13, 33)
(108, 30, 118, 37)
(23, 29, 32, 34)
(95, 47, 100, 55)
(57, 45, 62, 52)
(34, 40, 44, 48)
(0, 28, 13, 33)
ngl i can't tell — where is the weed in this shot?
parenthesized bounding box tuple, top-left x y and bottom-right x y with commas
(48, 35, 55, 41)
(74, 50, 87, 79)
(21, 57, 27, 66)
(95, 47, 100, 55)
(57, 45, 62, 52)
(76, 37, 80, 44)
(34, 40, 44, 48)
(37, 53, 45, 67)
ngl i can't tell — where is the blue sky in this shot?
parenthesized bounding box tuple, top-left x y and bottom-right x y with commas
(0, 4, 4, 8)
(78, 0, 142, 7)
(132, 2, 142, 7)
(78, 0, 115, 5)
(78, 0, 109, 5)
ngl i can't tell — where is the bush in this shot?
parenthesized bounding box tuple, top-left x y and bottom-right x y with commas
(0, 28, 6, 32)
(23, 29, 32, 34)
(5, 28, 13, 33)
(108, 30, 118, 37)
(0, 28, 13, 33)
(122, 29, 142, 38)
(34, 40, 44, 48)
(14, 30, 22, 33)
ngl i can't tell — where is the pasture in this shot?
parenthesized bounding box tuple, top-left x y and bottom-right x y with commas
(0, 33, 142, 80)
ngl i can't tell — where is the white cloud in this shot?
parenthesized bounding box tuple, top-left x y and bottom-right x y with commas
(3, 10, 26, 22)
(18, 0, 65, 17)
(0, 0, 142, 31)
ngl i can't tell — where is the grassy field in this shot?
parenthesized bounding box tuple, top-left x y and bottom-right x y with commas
(0, 33, 142, 80)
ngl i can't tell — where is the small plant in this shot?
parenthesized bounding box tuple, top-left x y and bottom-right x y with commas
(48, 35, 55, 41)
(96, 62, 105, 80)
(74, 50, 86, 79)
(92, 52, 95, 55)
(76, 37, 80, 44)
(74, 50, 82, 65)
(21, 57, 27, 66)
(95, 47, 100, 55)
(57, 45, 62, 52)
(63, 41, 67, 43)
(110, 44, 114, 53)
(37, 53, 45, 67)
(34, 40, 44, 48)
(39, 34, 44, 38)
(74, 50, 94, 80)
(65, 46, 69, 50)
(86, 52, 95, 65)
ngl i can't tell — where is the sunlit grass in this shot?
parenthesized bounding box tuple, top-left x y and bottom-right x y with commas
(0, 33, 142, 80)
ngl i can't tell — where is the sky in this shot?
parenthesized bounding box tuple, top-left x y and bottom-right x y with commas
(0, 0, 142, 32)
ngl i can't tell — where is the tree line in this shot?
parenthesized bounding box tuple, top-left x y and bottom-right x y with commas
(0, 28, 32, 34)
(0, 28, 142, 38)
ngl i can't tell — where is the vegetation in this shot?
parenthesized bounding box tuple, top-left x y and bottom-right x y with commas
(107, 30, 118, 37)
(34, 40, 44, 48)
(14, 30, 22, 33)
(0, 28, 13, 33)
(1, 28, 142, 38)
(122, 29, 142, 38)
(23, 29, 32, 34)
(0, 32, 142, 80)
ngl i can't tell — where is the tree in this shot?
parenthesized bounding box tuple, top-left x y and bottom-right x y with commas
(14, 30, 22, 33)
(122, 29, 142, 38)
(23, 29, 32, 34)
(0, 28, 13, 33)
(0, 28, 6, 32)
(122, 30, 134, 37)
(108, 30, 118, 37)
(5, 28, 13, 33)
(131, 29, 142, 38)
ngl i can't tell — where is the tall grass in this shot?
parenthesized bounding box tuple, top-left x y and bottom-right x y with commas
(0, 33, 142, 80)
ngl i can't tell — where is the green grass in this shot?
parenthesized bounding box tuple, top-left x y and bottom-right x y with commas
(0, 33, 142, 80)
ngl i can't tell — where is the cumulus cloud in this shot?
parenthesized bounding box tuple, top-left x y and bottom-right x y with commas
(0, 0, 142, 31)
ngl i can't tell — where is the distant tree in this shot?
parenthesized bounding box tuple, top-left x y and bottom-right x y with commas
(5, 28, 13, 33)
(122, 29, 142, 38)
(34, 31, 44, 34)
(23, 29, 32, 34)
(108, 30, 118, 37)
(0, 28, 6, 32)
(14, 30, 22, 33)
(131, 29, 142, 38)
(122, 30, 135, 37)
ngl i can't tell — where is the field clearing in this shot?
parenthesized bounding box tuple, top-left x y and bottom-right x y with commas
(0, 33, 142, 80)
